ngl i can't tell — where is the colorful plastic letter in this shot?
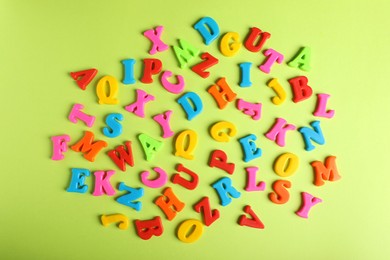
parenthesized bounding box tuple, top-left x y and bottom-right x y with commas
(134, 216, 163, 240)
(208, 150, 235, 175)
(66, 168, 90, 193)
(177, 219, 203, 243)
(70, 131, 107, 162)
(239, 62, 252, 87)
(124, 89, 155, 118)
(96, 75, 119, 105)
(274, 153, 299, 177)
(210, 121, 237, 142)
(140, 167, 168, 188)
(177, 92, 203, 120)
(208, 77, 237, 109)
(236, 99, 262, 120)
(153, 110, 174, 138)
(289, 76, 313, 103)
(68, 103, 95, 127)
(212, 177, 241, 206)
(268, 180, 291, 204)
(140, 58, 162, 84)
(296, 192, 322, 218)
(193, 16, 220, 45)
(244, 27, 271, 52)
(267, 78, 286, 105)
(101, 214, 129, 230)
(238, 205, 265, 229)
(265, 118, 296, 147)
(92, 170, 116, 196)
(220, 32, 241, 57)
(313, 93, 335, 118)
(160, 70, 185, 94)
(121, 59, 136, 84)
(173, 39, 200, 68)
(103, 113, 123, 138)
(51, 134, 70, 160)
(138, 133, 163, 161)
(193, 197, 220, 226)
(143, 26, 169, 55)
(244, 166, 266, 192)
(70, 68, 97, 90)
(107, 141, 134, 171)
(191, 52, 219, 78)
(174, 129, 198, 160)
(155, 187, 185, 221)
(298, 121, 325, 151)
(238, 134, 262, 163)
(311, 156, 341, 186)
(259, 49, 284, 74)
(116, 182, 144, 211)
(288, 47, 311, 71)
(171, 164, 199, 190)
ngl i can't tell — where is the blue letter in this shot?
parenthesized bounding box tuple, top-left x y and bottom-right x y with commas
(67, 168, 90, 193)
(116, 182, 144, 211)
(103, 113, 123, 138)
(193, 17, 220, 45)
(239, 134, 262, 162)
(177, 92, 203, 120)
(212, 177, 241, 206)
(299, 121, 325, 151)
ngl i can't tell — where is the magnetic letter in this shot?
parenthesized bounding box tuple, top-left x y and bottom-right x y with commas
(265, 118, 296, 147)
(289, 76, 313, 103)
(238, 205, 265, 229)
(70, 68, 97, 90)
(269, 180, 291, 204)
(92, 170, 116, 196)
(121, 59, 136, 84)
(267, 78, 286, 105)
(208, 150, 235, 175)
(311, 156, 341, 186)
(212, 177, 241, 206)
(208, 77, 237, 109)
(140, 58, 162, 84)
(143, 26, 169, 55)
(177, 219, 203, 243)
(155, 187, 185, 221)
(101, 214, 129, 230)
(107, 141, 134, 171)
(210, 121, 237, 142)
(288, 47, 311, 71)
(238, 134, 262, 163)
(96, 75, 119, 105)
(220, 32, 241, 57)
(138, 133, 163, 161)
(173, 39, 200, 68)
(177, 92, 203, 120)
(124, 89, 155, 118)
(140, 167, 168, 188)
(70, 131, 107, 162)
(153, 110, 174, 138)
(51, 134, 70, 160)
(244, 27, 271, 52)
(174, 129, 198, 160)
(296, 192, 322, 218)
(298, 121, 325, 151)
(116, 182, 144, 211)
(68, 103, 95, 127)
(193, 197, 220, 226)
(103, 113, 123, 138)
(67, 168, 90, 193)
(191, 52, 219, 78)
(313, 93, 335, 118)
(193, 16, 220, 45)
(135, 216, 163, 240)
(160, 70, 185, 94)
(245, 166, 266, 192)
(171, 164, 199, 190)
(259, 48, 284, 74)
(239, 62, 252, 87)
(274, 152, 299, 177)
(236, 99, 262, 120)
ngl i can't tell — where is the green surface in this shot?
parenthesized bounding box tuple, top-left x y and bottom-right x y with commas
(1, 0, 390, 259)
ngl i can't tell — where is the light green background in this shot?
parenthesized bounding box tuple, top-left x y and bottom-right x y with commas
(1, 0, 389, 259)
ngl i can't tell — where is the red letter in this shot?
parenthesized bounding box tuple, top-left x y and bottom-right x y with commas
(193, 197, 220, 226)
(134, 216, 164, 240)
(288, 76, 313, 103)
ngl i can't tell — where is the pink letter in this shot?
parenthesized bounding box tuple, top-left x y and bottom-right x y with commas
(236, 99, 262, 120)
(51, 135, 70, 160)
(124, 89, 155, 118)
(92, 170, 116, 196)
(265, 118, 296, 147)
(140, 167, 168, 188)
(160, 71, 185, 94)
(153, 110, 174, 138)
(296, 192, 322, 218)
(68, 103, 95, 127)
(313, 93, 335, 118)
(244, 166, 266, 191)
(143, 26, 169, 55)
(259, 48, 284, 74)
